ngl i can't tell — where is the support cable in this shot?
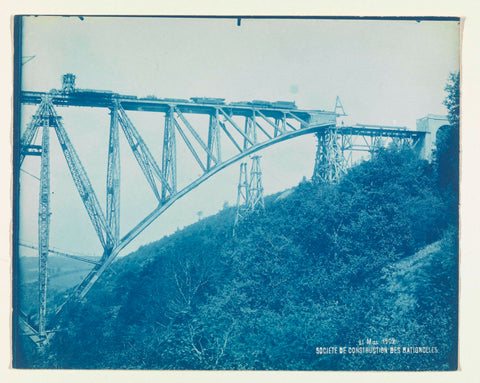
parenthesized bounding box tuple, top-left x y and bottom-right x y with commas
(20, 168, 40, 181)
(20, 242, 100, 265)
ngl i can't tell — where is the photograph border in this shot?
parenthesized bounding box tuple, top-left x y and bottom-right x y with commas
(2, 1, 479, 382)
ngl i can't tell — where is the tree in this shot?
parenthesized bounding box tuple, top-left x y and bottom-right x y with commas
(436, 72, 460, 195)
(443, 72, 460, 129)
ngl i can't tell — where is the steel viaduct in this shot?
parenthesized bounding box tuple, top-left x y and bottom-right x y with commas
(14, 74, 445, 346)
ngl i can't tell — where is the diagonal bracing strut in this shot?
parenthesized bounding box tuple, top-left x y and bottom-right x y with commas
(20, 100, 48, 166)
(117, 105, 173, 200)
(45, 101, 114, 249)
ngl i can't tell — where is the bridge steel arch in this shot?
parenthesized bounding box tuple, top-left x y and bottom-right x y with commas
(16, 82, 427, 345)
(16, 85, 340, 344)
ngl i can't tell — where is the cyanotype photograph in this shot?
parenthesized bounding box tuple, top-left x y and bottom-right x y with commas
(12, 16, 460, 370)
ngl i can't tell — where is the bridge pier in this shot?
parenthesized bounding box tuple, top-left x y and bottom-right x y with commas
(106, 100, 121, 246)
(38, 107, 51, 340)
(247, 155, 264, 212)
(312, 128, 348, 184)
(234, 155, 264, 227)
(415, 114, 450, 161)
(162, 107, 177, 198)
(234, 162, 249, 227)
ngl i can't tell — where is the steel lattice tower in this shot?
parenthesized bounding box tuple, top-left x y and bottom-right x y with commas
(312, 128, 347, 184)
(106, 100, 121, 248)
(234, 113, 264, 226)
(234, 162, 250, 227)
(37, 101, 51, 339)
(247, 155, 264, 212)
(162, 106, 177, 200)
(234, 155, 265, 227)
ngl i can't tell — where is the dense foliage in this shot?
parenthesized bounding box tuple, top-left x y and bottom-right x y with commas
(19, 144, 458, 370)
(437, 72, 460, 196)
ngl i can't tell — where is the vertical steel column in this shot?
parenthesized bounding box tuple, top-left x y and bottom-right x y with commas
(38, 108, 51, 339)
(281, 114, 287, 133)
(162, 107, 177, 200)
(244, 113, 257, 150)
(251, 112, 258, 144)
(20, 101, 46, 166)
(234, 162, 249, 227)
(207, 109, 221, 171)
(313, 130, 330, 183)
(247, 155, 264, 212)
(244, 117, 253, 150)
(274, 116, 286, 137)
(106, 101, 121, 246)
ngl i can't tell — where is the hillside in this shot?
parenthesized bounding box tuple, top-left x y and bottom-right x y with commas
(19, 147, 458, 370)
(17, 256, 95, 320)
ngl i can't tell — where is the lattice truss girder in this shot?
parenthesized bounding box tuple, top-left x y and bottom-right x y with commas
(19, 96, 322, 343)
(313, 127, 422, 183)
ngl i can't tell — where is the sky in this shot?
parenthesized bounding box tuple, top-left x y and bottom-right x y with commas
(18, 16, 460, 258)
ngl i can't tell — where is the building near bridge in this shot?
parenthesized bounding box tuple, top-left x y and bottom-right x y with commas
(416, 114, 450, 161)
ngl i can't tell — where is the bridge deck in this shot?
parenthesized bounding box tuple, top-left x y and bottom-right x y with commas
(21, 90, 328, 121)
(21, 91, 426, 140)
(339, 125, 426, 139)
